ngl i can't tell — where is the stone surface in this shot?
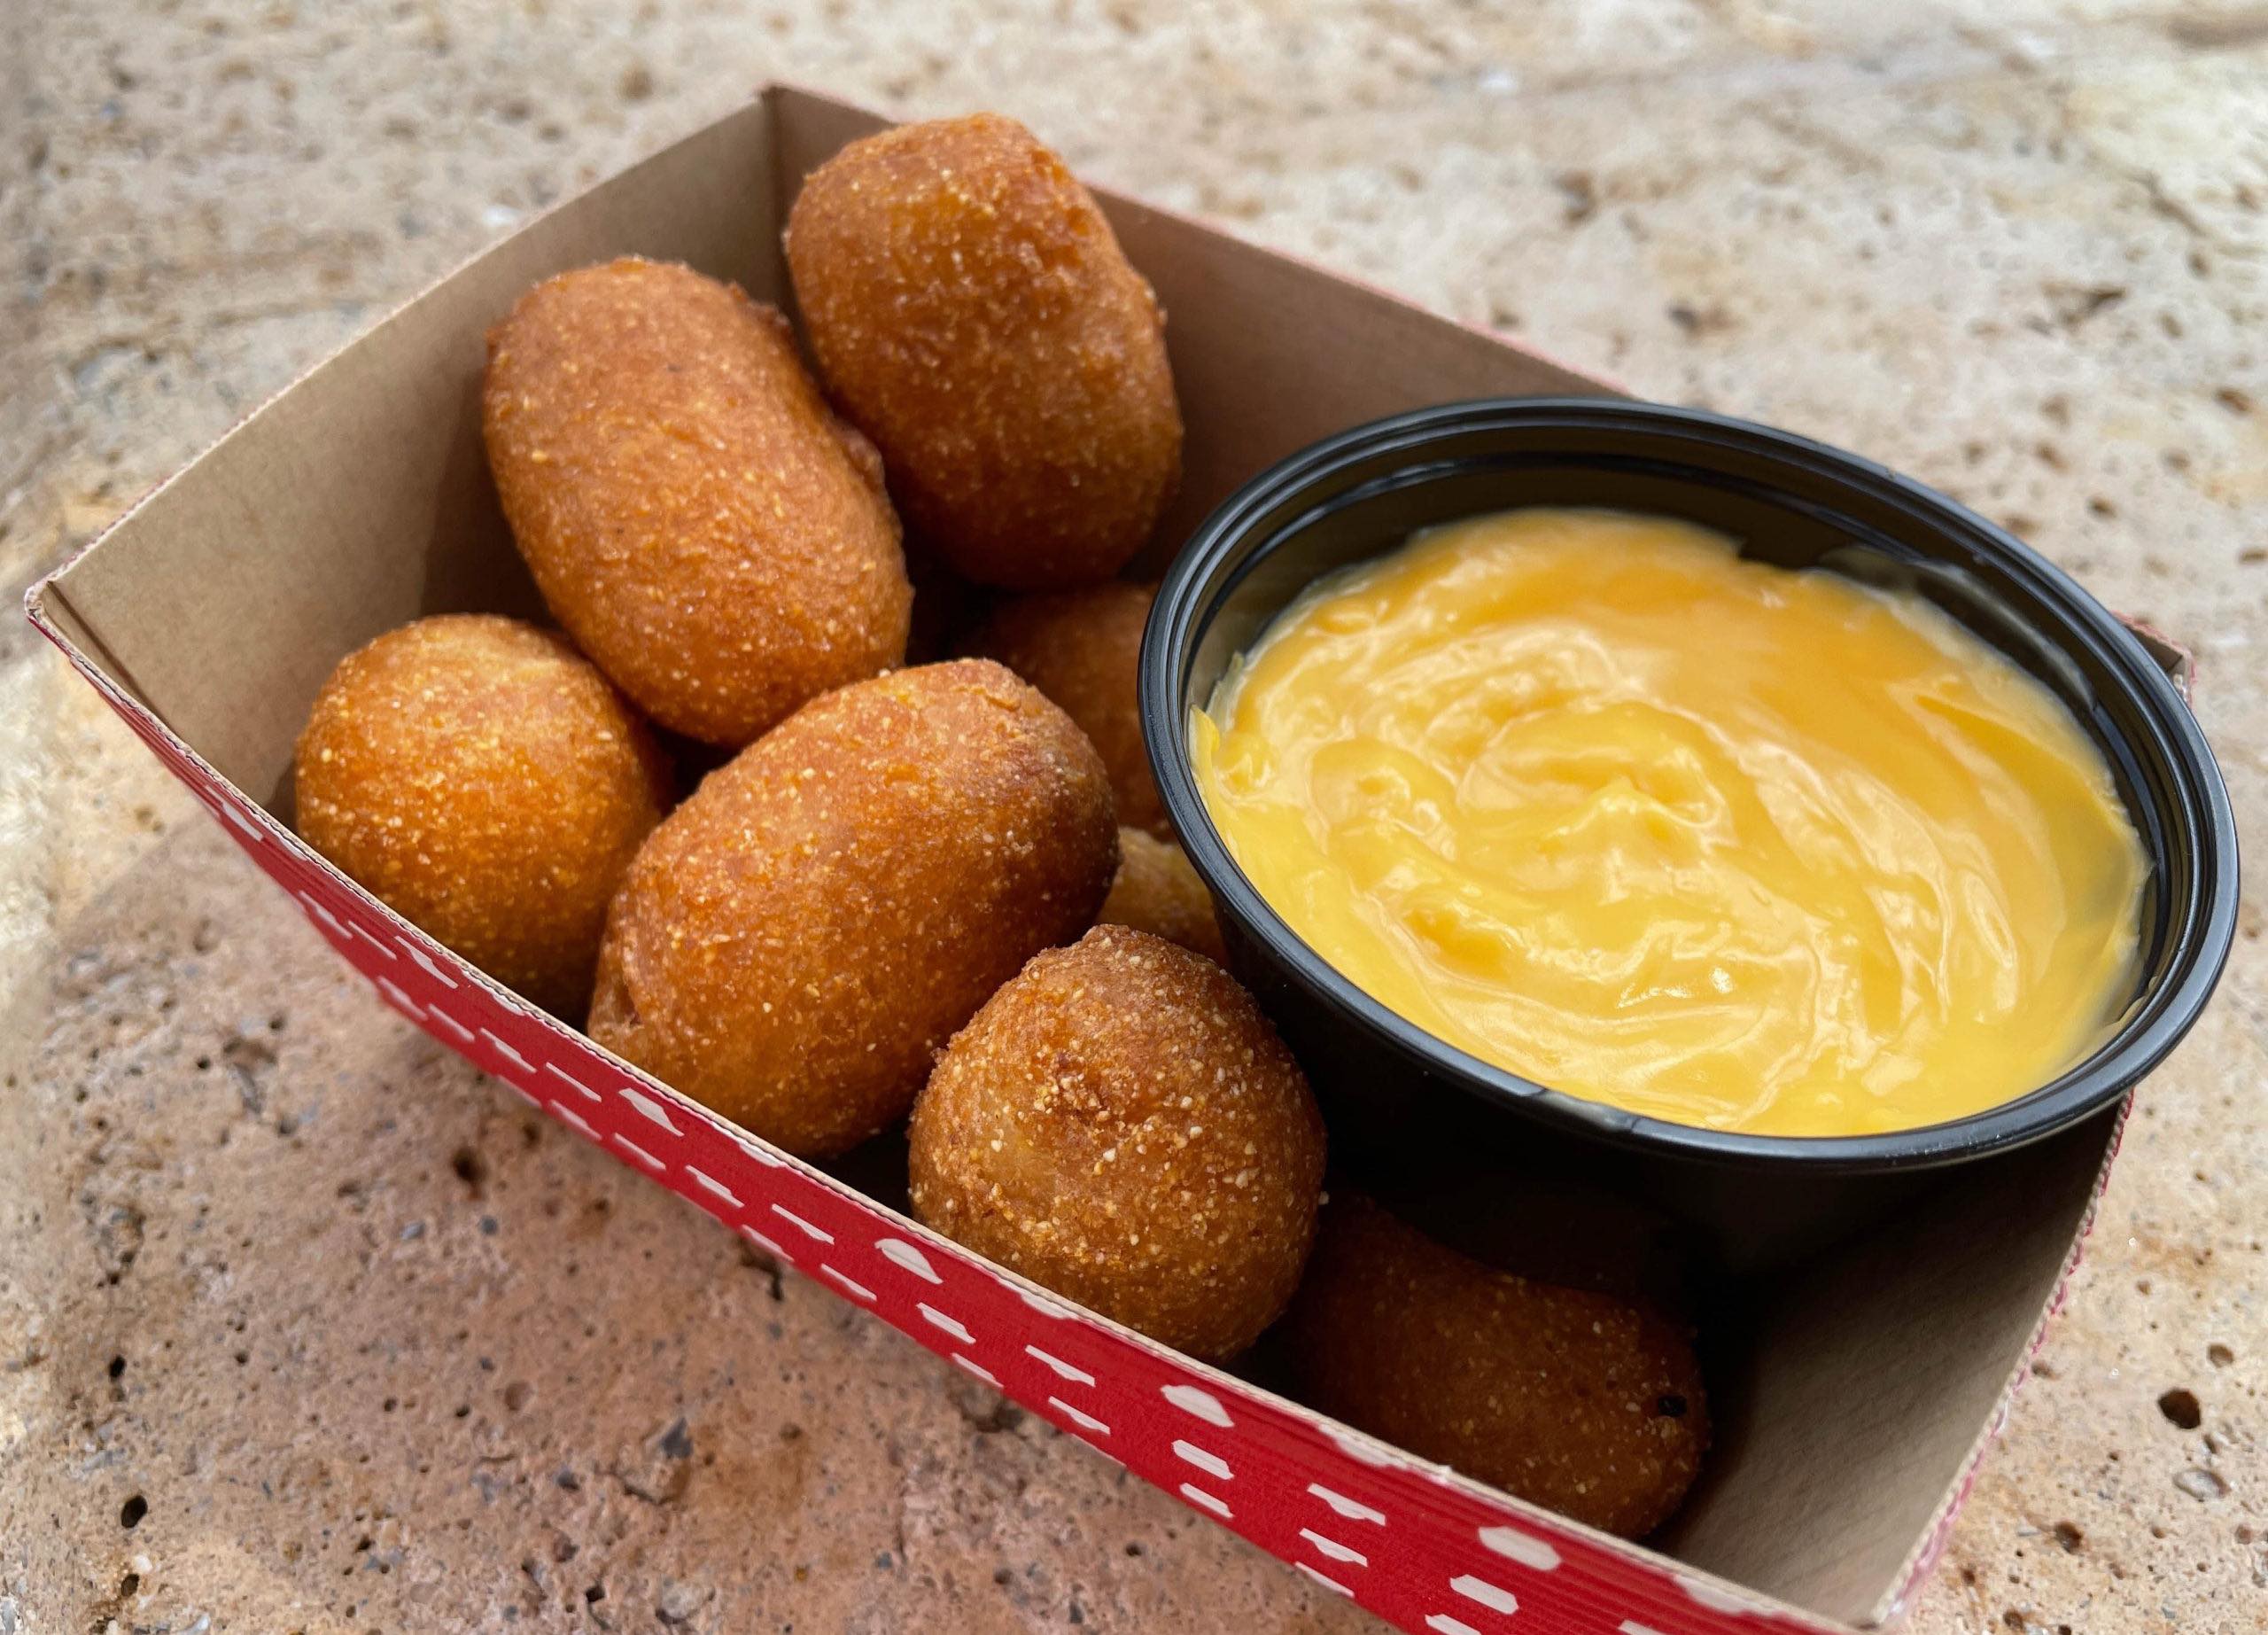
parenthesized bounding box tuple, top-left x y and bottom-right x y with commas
(4, 3, 2265, 1632)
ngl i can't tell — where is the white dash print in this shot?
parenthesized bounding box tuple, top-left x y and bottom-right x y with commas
(1678, 1575, 1759, 1613)
(1478, 1524, 1562, 1572)
(374, 977, 424, 1020)
(216, 798, 267, 841)
(346, 920, 399, 960)
(403, 941, 460, 988)
(1014, 1284, 1074, 1320)
(425, 1004, 476, 1045)
(729, 1132, 788, 1169)
(1294, 1563, 1352, 1597)
(919, 1304, 974, 1344)
(738, 1225, 790, 1264)
(295, 891, 346, 938)
(951, 1354, 998, 1387)
(1177, 1482, 1231, 1520)
(618, 1086, 680, 1134)
(875, 1238, 941, 1284)
(1171, 1440, 1231, 1481)
(1620, 1624, 1670, 1635)
(610, 1133, 664, 1172)
(1025, 1345, 1093, 1385)
(1300, 1529, 1366, 1567)
(543, 1061, 602, 1102)
(1449, 1576, 1518, 1616)
(479, 1029, 532, 1074)
(819, 1265, 874, 1302)
(1425, 1617, 1480, 1635)
(684, 1166, 742, 1209)
(1161, 1383, 1233, 1429)
(1048, 1398, 1109, 1436)
(550, 1102, 598, 1141)
(770, 1204, 834, 1244)
(1308, 1483, 1385, 1525)
(1324, 1425, 1397, 1468)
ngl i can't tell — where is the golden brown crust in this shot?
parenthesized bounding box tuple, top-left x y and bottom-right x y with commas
(293, 614, 670, 1016)
(963, 579, 1165, 836)
(1285, 1194, 1710, 1538)
(785, 114, 1183, 590)
(1099, 829, 1226, 965)
(589, 660, 1117, 1158)
(908, 926, 1324, 1361)
(484, 257, 911, 745)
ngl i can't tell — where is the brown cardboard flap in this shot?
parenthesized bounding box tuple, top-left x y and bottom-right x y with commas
(1658, 1110, 2115, 1623)
(2119, 616, 2195, 700)
(35, 86, 2122, 1632)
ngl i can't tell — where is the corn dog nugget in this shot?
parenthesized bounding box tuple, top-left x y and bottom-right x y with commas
(965, 580, 1165, 836)
(1286, 1195, 1708, 1538)
(1099, 829, 1227, 965)
(485, 258, 911, 745)
(295, 615, 670, 1016)
(909, 927, 1324, 1361)
(786, 114, 1183, 590)
(589, 660, 1117, 1158)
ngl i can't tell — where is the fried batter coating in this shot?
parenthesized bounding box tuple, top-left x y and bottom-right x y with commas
(964, 580, 1164, 835)
(1285, 1194, 1709, 1538)
(484, 257, 911, 745)
(785, 114, 1183, 590)
(909, 926, 1324, 1360)
(1099, 829, 1226, 965)
(294, 615, 670, 1016)
(589, 660, 1116, 1158)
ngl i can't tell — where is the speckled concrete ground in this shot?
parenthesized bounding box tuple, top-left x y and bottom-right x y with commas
(4, 4, 2264, 1632)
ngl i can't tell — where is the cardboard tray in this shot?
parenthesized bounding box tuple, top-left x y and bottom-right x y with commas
(27, 85, 2171, 1635)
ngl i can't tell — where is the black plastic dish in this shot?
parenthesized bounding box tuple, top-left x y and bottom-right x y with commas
(1141, 399, 2239, 1258)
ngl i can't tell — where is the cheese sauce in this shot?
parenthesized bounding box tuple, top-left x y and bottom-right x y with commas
(1192, 509, 2148, 1136)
